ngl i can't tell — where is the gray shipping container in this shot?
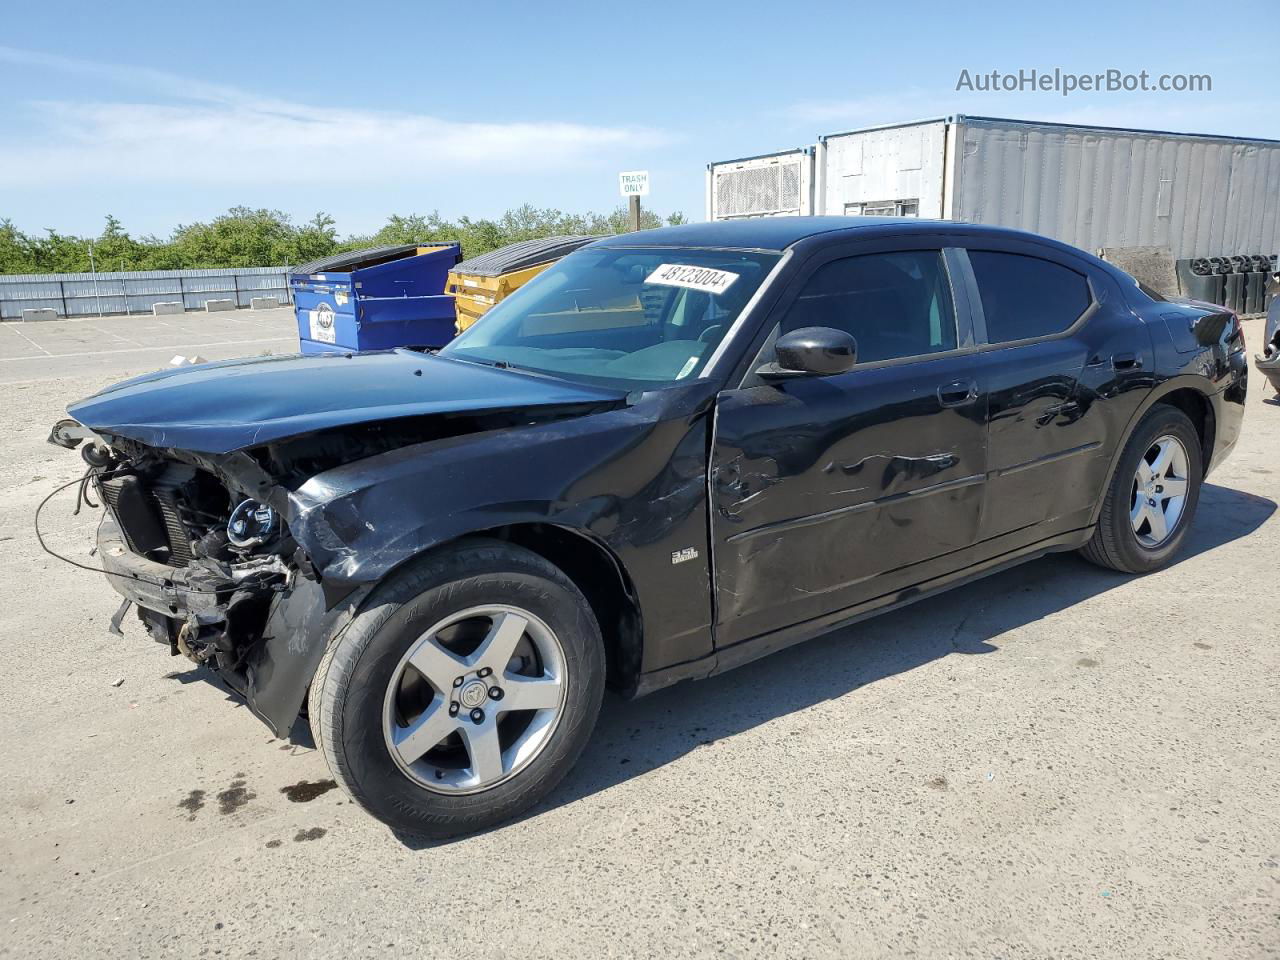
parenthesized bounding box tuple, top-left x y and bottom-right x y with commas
(707, 115, 1280, 260)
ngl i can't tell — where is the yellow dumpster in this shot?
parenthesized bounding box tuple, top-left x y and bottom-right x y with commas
(447, 235, 598, 335)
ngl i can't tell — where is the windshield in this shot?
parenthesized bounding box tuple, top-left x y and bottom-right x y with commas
(440, 246, 781, 387)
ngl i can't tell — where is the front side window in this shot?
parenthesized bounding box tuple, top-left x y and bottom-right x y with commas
(780, 250, 957, 363)
(968, 250, 1092, 343)
(440, 247, 780, 387)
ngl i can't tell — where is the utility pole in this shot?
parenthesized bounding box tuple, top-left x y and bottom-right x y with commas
(121, 257, 130, 315)
(87, 239, 103, 316)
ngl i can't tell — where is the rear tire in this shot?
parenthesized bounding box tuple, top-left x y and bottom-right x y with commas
(308, 538, 605, 838)
(1080, 405, 1202, 573)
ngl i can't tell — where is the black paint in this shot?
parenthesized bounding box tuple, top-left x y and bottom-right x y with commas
(64, 219, 1248, 740)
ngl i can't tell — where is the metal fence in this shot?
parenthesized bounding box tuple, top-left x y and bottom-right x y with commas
(0, 266, 293, 320)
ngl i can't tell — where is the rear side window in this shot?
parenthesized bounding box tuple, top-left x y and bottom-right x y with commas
(969, 251, 1091, 343)
(781, 250, 957, 363)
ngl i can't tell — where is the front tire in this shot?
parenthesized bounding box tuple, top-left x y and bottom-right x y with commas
(1080, 405, 1203, 573)
(309, 538, 605, 838)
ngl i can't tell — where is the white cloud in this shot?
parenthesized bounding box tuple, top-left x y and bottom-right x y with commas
(0, 46, 669, 187)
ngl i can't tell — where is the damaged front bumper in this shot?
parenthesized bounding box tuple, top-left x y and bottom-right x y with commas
(98, 514, 369, 736)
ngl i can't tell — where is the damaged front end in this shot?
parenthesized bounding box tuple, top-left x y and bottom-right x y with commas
(45, 349, 635, 736)
(45, 349, 637, 735)
(47, 420, 368, 737)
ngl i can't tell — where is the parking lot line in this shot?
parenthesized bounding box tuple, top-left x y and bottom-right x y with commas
(80, 321, 144, 347)
(0, 335, 292, 364)
(0, 323, 53, 356)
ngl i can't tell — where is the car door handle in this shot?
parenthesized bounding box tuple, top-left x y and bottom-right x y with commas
(1113, 352, 1143, 370)
(937, 379, 979, 408)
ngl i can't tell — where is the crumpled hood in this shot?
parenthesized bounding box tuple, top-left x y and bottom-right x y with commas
(68, 349, 625, 454)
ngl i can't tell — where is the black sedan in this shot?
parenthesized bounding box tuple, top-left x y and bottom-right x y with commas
(49, 217, 1247, 836)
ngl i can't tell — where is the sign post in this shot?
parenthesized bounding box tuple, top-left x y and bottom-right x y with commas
(619, 170, 649, 232)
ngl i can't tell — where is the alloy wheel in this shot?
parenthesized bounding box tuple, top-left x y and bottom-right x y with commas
(382, 605, 567, 794)
(1130, 434, 1191, 548)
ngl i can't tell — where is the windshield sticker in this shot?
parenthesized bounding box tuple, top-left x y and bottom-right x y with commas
(646, 263, 740, 295)
(676, 355, 700, 379)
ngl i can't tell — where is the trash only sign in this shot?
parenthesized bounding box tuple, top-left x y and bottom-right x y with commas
(619, 170, 650, 196)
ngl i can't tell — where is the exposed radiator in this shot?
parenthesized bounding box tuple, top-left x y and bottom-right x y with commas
(150, 479, 196, 566)
(99, 465, 199, 567)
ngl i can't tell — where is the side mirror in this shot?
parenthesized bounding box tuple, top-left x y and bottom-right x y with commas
(758, 326, 857, 380)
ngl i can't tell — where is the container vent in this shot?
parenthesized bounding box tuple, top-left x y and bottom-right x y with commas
(780, 163, 801, 210)
(715, 160, 803, 218)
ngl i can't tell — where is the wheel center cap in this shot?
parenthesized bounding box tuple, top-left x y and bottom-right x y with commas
(459, 680, 488, 709)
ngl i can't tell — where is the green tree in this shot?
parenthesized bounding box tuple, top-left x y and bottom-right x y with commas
(90, 215, 154, 273)
(342, 212, 459, 250)
(0, 219, 38, 274)
(167, 207, 328, 268)
(292, 212, 339, 264)
(32, 228, 96, 273)
(0, 203, 692, 274)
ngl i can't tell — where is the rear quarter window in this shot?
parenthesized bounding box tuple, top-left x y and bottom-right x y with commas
(969, 251, 1092, 344)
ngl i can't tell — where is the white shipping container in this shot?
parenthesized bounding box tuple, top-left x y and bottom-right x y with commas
(708, 116, 1280, 260)
(706, 148, 815, 221)
(819, 119, 949, 219)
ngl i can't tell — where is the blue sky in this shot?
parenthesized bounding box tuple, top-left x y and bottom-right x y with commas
(1, 0, 1273, 238)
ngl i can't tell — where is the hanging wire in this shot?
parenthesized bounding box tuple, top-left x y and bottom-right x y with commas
(35, 468, 234, 595)
(73, 465, 99, 515)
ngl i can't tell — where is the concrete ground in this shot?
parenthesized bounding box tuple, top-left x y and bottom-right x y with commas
(0, 307, 298, 386)
(0, 315, 1277, 959)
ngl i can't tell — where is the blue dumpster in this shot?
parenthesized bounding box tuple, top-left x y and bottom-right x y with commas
(292, 243, 462, 354)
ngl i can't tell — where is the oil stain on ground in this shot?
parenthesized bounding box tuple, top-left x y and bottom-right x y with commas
(294, 827, 326, 842)
(279, 779, 337, 803)
(217, 778, 256, 815)
(178, 789, 206, 821)
(1076, 658, 1100, 668)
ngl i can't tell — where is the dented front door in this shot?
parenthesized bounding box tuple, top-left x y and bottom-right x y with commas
(708, 354, 988, 648)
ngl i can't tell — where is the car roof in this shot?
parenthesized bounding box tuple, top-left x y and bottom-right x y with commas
(596, 216, 896, 251)
(594, 217, 1131, 283)
(596, 216, 1058, 253)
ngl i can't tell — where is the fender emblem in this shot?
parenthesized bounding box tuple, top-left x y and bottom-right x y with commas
(671, 547, 699, 565)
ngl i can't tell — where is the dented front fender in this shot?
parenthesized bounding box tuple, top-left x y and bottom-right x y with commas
(283, 383, 721, 674)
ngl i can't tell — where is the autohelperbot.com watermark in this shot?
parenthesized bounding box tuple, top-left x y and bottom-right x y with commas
(956, 68, 1212, 96)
